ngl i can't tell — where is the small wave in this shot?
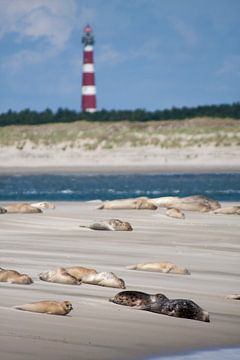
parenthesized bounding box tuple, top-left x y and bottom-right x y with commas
(60, 189, 74, 194)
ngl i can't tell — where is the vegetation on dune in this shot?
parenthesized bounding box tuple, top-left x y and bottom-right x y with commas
(0, 118, 239, 150)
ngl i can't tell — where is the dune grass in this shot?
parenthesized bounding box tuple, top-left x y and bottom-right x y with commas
(0, 118, 239, 150)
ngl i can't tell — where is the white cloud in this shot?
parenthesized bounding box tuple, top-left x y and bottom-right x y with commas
(217, 55, 240, 76)
(98, 44, 125, 64)
(0, 0, 80, 69)
(0, 0, 78, 48)
(170, 16, 198, 47)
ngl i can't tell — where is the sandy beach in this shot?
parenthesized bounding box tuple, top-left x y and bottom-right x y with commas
(0, 201, 239, 360)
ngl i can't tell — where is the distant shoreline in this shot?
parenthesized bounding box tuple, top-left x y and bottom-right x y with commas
(0, 164, 240, 175)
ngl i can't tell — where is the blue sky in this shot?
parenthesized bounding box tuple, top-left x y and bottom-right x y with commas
(0, 0, 239, 112)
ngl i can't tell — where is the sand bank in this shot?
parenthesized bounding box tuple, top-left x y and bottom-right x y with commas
(0, 144, 239, 175)
(0, 201, 240, 360)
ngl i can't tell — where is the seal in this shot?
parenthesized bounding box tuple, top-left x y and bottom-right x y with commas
(3, 203, 42, 214)
(226, 294, 240, 300)
(30, 202, 56, 210)
(14, 300, 73, 315)
(109, 290, 166, 307)
(97, 198, 157, 210)
(82, 271, 126, 288)
(150, 195, 221, 212)
(39, 268, 81, 285)
(0, 268, 33, 284)
(79, 219, 133, 231)
(210, 206, 240, 215)
(166, 208, 185, 219)
(0, 207, 7, 214)
(64, 266, 98, 281)
(127, 262, 190, 275)
(110, 291, 210, 322)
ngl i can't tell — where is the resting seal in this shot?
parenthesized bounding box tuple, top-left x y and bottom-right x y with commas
(127, 262, 190, 275)
(166, 208, 185, 219)
(110, 291, 210, 322)
(210, 206, 240, 215)
(30, 202, 55, 210)
(109, 290, 166, 307)
(150, 195, 220, 212)
(64, 266, 97, 281)
(3, 203, 42, 214)
(79, 219, 133, 231)
(0, 268, 33, 284)
(39, 268, 81, 285)
(14, 300, 73, 315)
(226, 294, 240, 300)
(82, 271, 126, 288)
(98, 198, 157, 210)
(0, 207, 7, 214)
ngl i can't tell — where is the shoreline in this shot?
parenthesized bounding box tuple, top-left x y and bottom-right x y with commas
(1, 164, 240, 175)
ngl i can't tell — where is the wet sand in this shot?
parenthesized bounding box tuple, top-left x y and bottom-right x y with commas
(0, 201, 240, 360)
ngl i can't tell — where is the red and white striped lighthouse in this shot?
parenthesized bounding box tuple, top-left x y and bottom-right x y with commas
(81, 24, 96, 112)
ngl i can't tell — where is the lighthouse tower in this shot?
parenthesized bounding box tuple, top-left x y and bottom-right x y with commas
(81, 25, 96, 112)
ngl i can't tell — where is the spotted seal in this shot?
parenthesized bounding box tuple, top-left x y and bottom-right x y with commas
(39, 268, 81, 285)
(79, 219, 133, 231)
(82, 271, 126, 288)
(97, 198, 157, 210)
(14, 300, 73, 315)
(127, 262, 190, 275)
(0, 207, 7, 214)
(0, 268, 33, 284)
(110, 291, 210, 322)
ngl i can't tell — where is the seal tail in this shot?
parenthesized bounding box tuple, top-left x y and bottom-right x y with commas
(126, 264, 137, 270)
(96, 204, 104, 209)
(201, 311, 210, 322)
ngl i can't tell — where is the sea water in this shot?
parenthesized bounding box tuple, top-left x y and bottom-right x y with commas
(0, 172, 239, 201)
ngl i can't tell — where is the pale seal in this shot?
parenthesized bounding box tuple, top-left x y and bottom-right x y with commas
(166, 208, 185, 219)
(150, 195, 221, 212)
(98, 198, 157, 210)
(127, 262, 190, 275)
(3, 203, 42, 214)
(64, 266, 98, 281)
(30, 202, 56, 210)
(210, 206, 240, 215)
(14, 300, 73, 315)
(226, 294, 240, 300)
(82, 271, 126, 288)
(0, 268, 33, 284)
(79, 219, 133, 231)
(110, 291, 210, 322)
(39, 268, 81, 285)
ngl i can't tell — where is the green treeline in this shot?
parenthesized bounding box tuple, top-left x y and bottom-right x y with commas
(0, 102, 239, 126)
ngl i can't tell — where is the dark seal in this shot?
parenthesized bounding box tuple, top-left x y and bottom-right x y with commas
(110, 290, 210, 322)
